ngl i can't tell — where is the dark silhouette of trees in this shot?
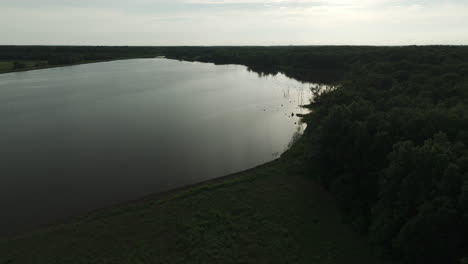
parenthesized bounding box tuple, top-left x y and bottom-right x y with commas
(302, 46, 468, 264)
(12, 61, 26, 69)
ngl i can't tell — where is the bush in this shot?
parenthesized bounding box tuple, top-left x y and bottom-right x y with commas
(13, 61, 27, 69)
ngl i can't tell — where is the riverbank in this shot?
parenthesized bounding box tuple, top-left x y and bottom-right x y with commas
(0, 137, 382, 264)
(0, 51, 382, 263)
(0, 59, 141, 74)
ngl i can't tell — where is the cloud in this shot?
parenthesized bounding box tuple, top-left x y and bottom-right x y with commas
(0, 0, 467, 45)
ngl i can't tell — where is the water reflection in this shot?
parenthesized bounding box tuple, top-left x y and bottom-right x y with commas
(0, 58, 314, 237)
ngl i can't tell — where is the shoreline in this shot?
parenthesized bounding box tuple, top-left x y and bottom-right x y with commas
(0, 57, 310, 239)
(0, 60, 109, 75)
(0, 133, 381, 263)
(2, 158, 283, 240)
(0, 57, 157, 75)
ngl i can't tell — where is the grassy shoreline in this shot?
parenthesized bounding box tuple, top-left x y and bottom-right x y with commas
(3, 159, 280, 240)
(0, 136, 382, 263)
(0, 58, 151, 75)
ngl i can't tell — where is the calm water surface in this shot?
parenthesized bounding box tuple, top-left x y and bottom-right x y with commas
(0, 58, 312, 236)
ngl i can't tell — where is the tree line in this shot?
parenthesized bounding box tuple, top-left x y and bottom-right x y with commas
(303, 46, 468, 264)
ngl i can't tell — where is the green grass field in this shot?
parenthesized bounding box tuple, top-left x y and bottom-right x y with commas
(0, 61, 13, 72)
(0, 60, 48, 73)
(0, 154, 382, 264)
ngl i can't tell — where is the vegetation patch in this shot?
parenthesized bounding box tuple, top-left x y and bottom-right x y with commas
(0, 155, 381, 264)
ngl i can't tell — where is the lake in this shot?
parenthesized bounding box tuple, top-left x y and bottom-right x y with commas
(0, 58, 312, 237)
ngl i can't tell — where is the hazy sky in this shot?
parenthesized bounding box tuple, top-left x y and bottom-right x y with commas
(1, 0, 467, 45)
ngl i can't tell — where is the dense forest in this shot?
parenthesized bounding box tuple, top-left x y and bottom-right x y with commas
(302, 47, 468, 264)
(159, 46, 468, 264)
(2, 45, 468, 263)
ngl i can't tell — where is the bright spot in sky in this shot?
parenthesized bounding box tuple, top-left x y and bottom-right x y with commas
(1, 0, 467, 45)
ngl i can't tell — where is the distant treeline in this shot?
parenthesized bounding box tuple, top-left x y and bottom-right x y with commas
(0, 46, 166, 66)
(0, 45, 402, 82)
(160, 46, 361, 83)
(3, 45, 468, 264)
(158, 46, 468, 84)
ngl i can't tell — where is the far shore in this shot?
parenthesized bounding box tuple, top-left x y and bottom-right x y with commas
(0, 57, 160, 75)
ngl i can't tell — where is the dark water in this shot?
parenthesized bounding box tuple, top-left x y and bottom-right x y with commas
(0, 58, 312, 237)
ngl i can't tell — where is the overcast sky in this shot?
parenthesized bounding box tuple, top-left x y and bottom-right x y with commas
(1, 0, 467, 45)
